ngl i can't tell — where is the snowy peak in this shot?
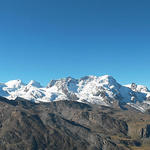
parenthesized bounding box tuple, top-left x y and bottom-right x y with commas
(99, 75, 116, 82)
(27, 80, 42, 88)
(5, 80, 25, 89)
(79, 75, 119, 86)
(0, 75, 150, 112)
(125, 84, 149, 93)
(47, 77, 78, 93)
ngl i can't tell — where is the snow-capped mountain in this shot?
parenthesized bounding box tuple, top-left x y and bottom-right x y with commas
(0, 75, 150, 112)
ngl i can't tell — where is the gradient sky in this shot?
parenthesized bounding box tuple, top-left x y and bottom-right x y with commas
(0, 0, 150, 87)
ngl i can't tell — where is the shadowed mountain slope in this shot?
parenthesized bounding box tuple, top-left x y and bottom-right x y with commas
(0, 97, 149, 149)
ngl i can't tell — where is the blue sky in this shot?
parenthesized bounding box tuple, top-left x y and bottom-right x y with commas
(0, 0, 150, 87)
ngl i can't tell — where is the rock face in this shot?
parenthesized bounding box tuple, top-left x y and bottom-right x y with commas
(0, 97, 150, 149)
(140, 124, 150, 138)
(0, 97, 128, 150)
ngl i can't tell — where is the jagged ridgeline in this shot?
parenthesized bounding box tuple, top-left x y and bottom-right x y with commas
(0, 75, 150, 112)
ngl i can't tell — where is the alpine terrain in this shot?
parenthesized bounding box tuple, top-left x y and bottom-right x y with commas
(0, 75, 150, 149)
(0, 75, 150, 112)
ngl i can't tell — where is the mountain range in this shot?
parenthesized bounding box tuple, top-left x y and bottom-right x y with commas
(1, 75, 150, 112)
(1, 75, 150, 149)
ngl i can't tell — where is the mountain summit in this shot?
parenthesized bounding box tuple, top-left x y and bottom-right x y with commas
(0, 75, 150, 112)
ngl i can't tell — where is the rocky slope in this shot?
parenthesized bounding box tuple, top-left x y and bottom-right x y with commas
(0, 75, 150, 112)
(0, 96, 150, 150)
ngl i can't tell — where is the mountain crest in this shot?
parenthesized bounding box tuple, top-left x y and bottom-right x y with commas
(0, 75, 150, 112)
(28, 80, 42, 88)
(5, 80, 25, 89)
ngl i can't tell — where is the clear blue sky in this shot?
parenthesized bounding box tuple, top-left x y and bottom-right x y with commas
(0, 0, 150, 87)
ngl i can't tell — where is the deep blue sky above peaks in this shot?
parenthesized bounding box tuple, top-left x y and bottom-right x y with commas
(0, 0, 150, 87)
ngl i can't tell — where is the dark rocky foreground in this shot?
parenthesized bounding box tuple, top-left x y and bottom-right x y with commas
(0, 97, 150, 150)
